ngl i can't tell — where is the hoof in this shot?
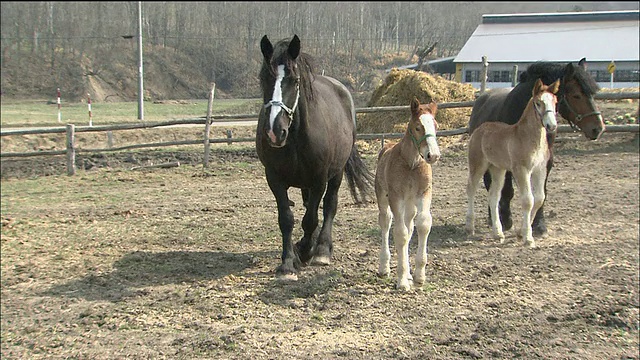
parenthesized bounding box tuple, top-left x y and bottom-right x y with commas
(532, 223, 548, 237)
(396, 280, 412, 291)
(501, 217, 513, 231)
(310, 255, 331, 266)
(276, 272, 298, 281)
(377, 266, 390, 278)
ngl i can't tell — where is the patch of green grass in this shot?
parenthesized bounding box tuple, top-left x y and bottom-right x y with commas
(0, 99, 260, 128)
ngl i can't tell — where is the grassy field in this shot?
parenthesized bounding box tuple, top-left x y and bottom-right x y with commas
(0, 98, 262, 128)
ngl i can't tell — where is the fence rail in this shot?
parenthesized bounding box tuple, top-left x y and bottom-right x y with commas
(2, 91, 638, 176)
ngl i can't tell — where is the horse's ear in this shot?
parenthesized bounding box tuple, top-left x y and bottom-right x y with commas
(429, 100, 438, 115)
(260, 35, 273, 60)
(578, 57, 587, 70)
(533, 78, 544, 95)
(550, 79, 561, 94)
(564, 62, 575, 77)
(410, 97, 420, 113)
(288, 34, 301, 60)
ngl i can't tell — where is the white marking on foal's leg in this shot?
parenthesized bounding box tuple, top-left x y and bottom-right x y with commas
(465, 170, 483, 236)
(488, 168, 506, 242)
(413, 207, 432, 286)
(515, 171, 535, 247)
(393, 221, 412, 291)
(377, 203, 392, 277)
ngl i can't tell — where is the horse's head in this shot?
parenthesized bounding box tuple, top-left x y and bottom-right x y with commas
(259, 34, 304, 148)
(409, 97, 440, 164)
(532, 78, 560, 133)
(558, 58, 605, 140)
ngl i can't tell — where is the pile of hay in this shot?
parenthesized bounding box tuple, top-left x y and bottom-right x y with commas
(357, 68, 476, 134)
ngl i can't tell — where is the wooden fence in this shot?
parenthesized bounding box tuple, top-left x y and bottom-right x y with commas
(1, 91, 638, 176)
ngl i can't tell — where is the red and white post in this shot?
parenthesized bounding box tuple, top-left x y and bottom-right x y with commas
(87, 93, 93, 127)
(57, 88, 62, 123)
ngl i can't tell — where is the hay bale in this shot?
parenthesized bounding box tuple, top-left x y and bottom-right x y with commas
(358, 68, 476, 134)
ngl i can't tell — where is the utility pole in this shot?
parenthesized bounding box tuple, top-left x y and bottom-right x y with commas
(137, 1, 144, 120)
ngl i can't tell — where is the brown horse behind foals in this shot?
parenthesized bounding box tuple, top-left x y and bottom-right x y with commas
(375, 97, 440, 291)
(465, 78, 560, 248)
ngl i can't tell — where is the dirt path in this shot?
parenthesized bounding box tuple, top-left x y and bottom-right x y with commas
(1, 132, 638, 359)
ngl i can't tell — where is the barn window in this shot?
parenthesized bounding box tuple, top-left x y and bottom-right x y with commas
(465, 70, 480, 82)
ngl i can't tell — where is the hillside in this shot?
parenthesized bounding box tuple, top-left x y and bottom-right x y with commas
(0, 42, 401, 104)
(1, 44, 222, 102)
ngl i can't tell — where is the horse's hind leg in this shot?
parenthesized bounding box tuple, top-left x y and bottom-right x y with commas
(413, 196, 432, 286)
(377, 192, 392, 278)
(488, 167, 506, 242)
(310, 173, 343, 266)
(484, 171, 514, 231)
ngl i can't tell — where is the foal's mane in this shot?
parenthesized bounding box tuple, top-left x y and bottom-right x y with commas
(259, 37, 316, 103)
(519, 61, 599, 96)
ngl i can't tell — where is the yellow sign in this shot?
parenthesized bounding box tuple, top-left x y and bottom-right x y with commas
(607, 61, 616, 74)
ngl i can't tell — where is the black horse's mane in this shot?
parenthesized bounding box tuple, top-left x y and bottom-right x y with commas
(519, 61, 600, 96)
(259, 38, 316, 103)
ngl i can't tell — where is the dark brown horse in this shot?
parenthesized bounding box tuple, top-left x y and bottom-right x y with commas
(256, 34, 374, 280)
(468, 58, 604, 237)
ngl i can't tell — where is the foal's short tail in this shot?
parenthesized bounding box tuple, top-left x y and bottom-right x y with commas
(344, 143, 375, 205)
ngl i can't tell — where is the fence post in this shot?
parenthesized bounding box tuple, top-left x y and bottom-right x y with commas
(480, 56, 489, 93)
(107, 131, 113, 148)
(57, 88, 62, 123)
(203, 83, 216, 168)
(87, 93, 93, 127)
(511, 65, 518, 87)
(226, 130, 233, 145)
(66, 124, 76, 176)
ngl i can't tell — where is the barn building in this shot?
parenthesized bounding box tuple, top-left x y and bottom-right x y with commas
(453, 10, 640, 89)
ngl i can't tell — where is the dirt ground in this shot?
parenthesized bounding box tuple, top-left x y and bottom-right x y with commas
(1, 123, 638, 359)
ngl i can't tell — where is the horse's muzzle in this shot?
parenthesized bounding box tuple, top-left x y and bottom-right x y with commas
(266, 128, 288, 148)
(425, 152, 440, 164)
(585, 121, 605, 141)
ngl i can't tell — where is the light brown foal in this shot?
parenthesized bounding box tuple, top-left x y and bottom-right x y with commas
(465, 78, 560, 248)
(375, 97, 440, 291)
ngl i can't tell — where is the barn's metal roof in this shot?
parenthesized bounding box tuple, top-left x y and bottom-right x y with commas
(386, 56, 456, 73)
(454, 10, 639, 64)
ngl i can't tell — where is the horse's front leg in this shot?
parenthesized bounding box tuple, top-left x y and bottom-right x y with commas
(513, 169, 535, 247)
(529, 166, 548, 248)
(296, 182, 326, 265)
(413, 195, 432, 286)
(487, 167, 506, 242)
(393, 201, 413, 291)
(531, 155, 553, 236)
(377, 192, 392, 278)
(268, 182, 300, 280)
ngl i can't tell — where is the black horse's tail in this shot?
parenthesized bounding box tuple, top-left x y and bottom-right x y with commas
(344, 143, 375, 205)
